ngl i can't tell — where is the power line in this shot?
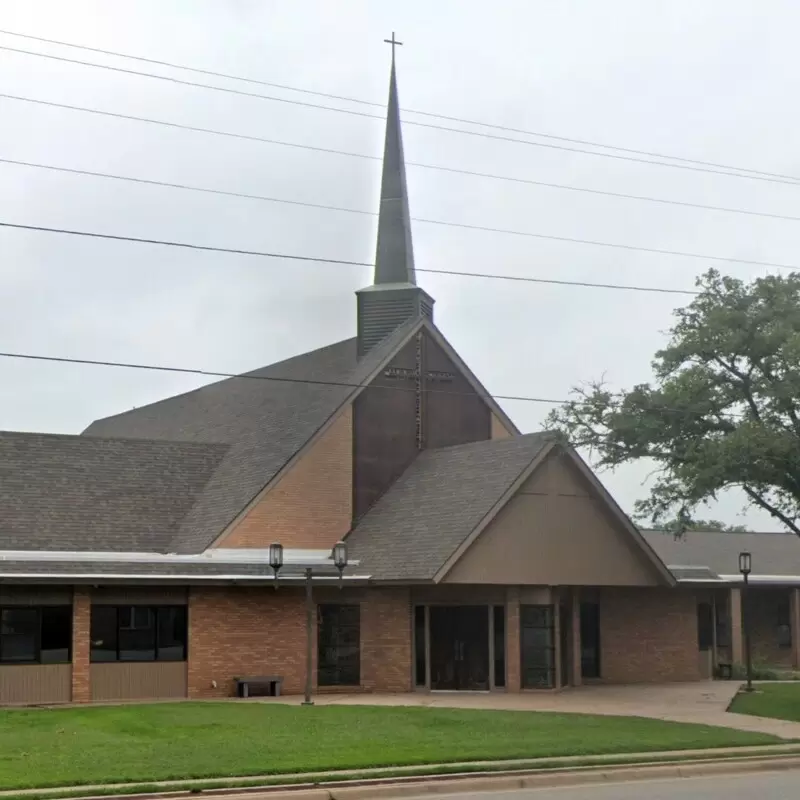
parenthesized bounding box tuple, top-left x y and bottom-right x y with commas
(6, 155, 800, 225)
(0, 349, 760, 424)
(8, 90, 800, 193)
(5, 45, 800, 187)
(0, 221, 699, 296)
(1, 27, 797, 184)
(0, 218, 796, 274)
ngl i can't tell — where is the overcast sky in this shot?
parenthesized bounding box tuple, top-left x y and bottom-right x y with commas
(2, 0, 798, 529)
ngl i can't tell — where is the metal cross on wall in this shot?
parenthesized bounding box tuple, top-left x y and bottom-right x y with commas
(384, 32, 403, 59)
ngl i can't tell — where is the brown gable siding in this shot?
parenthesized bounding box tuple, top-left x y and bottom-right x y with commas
(491, 414, 513, 440)
(444, 451, 662, 586)
(217, 406, 352, 549)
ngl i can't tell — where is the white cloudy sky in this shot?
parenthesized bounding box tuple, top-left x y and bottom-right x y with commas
(2, 0, 798, 529)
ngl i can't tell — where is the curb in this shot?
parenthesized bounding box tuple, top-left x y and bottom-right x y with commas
(34, 754, 800, 800)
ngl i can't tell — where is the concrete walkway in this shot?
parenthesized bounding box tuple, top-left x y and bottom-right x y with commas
(273, 682, 800, 740)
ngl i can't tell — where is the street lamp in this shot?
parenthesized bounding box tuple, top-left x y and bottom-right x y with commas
(269, 543, 283, 589)
(739, 551, 754, 693)
(270, 541, 349, 707)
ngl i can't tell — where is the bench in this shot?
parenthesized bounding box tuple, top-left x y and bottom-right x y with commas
(234, 675, 284, 698)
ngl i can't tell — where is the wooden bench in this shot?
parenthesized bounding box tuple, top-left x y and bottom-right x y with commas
(234, 675, 284, 698)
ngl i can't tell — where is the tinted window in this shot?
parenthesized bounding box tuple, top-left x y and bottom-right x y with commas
(318, 604, 360, 686)
(40, 607, 71, 663)
(0, 608, 38, 663)
(91, 606, 186, 663)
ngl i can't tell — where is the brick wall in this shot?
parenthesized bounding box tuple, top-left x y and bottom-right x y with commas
(361, 588, 412, 692)
(71, 587, 91, 703)
(598, 588, 700, 683)
(747, 588, 793, 668)
(188, 586, 413, 698)
(217, 406, 352, 549)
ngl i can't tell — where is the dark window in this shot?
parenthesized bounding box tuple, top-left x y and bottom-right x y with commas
(778, 598, 792, 649)
(493, 605, 506, 688)
(0, 607, 71, 664)
(697, 602, 713, 651)
(580, 602, 601, 679)
(520, 605, 555, 688)
(318, 604, 360, 686)
(90, 606, 187, 662)
(414, 606, 426, 687)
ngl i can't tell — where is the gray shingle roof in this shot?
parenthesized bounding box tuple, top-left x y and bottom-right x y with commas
(641, 529, 800, 578)
(346, 433, 554, 581)
(0, 432, 228, 552)
(83, 324, 419, 553)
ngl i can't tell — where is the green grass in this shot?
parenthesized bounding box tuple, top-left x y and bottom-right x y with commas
(730, 683, 800, 721)
(0, 703, 780, 790)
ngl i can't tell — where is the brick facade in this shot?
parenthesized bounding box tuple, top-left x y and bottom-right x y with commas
(188, 585, 413, 698)
(71, 587, 91, 703)
(598, 588, 700, 683)
(217, 406, 352, 550)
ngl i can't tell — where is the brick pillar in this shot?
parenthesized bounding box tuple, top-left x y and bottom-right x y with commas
(730, 587, 743, 666)
(571, 589, 582, 687)
(791, 588, 800, 670)
(71, 587, 91, 703)
(506, 587, 521, 692)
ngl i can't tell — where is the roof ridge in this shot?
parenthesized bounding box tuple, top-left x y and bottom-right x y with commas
(0, 428, 231, 451)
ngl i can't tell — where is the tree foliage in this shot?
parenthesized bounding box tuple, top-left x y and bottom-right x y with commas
(547, 269, 800, 535)
(654, 516, 749, 534)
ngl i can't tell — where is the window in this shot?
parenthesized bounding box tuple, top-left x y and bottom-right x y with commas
(777, 598, 792, 649)
(318, 604, 360, 686)
(0, 606, 71, 664)
(580, 602, 601, 679)
(520, 605, 555, 688)
(414, 606, 426, 687)
(493, 605, 506, 688)
(697, 603, 713, 651)
(90, 606, 187, 662)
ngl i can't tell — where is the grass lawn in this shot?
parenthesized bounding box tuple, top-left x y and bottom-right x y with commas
(730, 683, 800, 721)
(0, 703, 780, 790)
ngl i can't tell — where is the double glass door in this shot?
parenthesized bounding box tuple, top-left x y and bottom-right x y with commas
(429, 606, 489, 690)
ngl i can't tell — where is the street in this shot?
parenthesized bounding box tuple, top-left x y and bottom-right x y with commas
(407, 770, 800, 799)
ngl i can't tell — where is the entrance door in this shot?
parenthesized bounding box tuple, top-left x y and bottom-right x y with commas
(429, 606, 489, 690)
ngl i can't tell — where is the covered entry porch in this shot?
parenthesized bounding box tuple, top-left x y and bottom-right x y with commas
(410, 587, 598, 692)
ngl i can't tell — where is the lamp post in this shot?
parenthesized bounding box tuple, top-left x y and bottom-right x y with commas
(739, 551, 753, 693)
(270, 541, 349, 707)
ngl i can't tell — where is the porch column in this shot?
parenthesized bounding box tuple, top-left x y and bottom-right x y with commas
(71, 587, 91, 703)
(791, 588, 800, 670)
(506, 587, 521, 692)
(571, 589, 582, 687)
(730, 587, 743, 666)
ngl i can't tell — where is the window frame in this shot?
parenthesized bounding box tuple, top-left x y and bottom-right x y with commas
(520, 604, 556, 689)
(90, 605, 187, 664)
(0, 605, 72, 665)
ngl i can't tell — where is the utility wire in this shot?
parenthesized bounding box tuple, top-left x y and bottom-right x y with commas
(0, 218, 796, 274)
(4, 45, 800, 188)
(1, 27, 797, 184)
(6, 155, 800, 224)
(7, 91, 800, 192)
(0, 221, 698, 296)
(0, 349, 755, 422)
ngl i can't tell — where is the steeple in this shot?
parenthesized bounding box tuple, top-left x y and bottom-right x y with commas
(356, 35, 434, 358)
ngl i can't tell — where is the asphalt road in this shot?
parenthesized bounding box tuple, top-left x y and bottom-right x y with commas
(410, 770, 800, 799)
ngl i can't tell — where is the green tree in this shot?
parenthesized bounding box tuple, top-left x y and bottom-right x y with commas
(546, 269, 800, 535)
(655, 516, 749, 534)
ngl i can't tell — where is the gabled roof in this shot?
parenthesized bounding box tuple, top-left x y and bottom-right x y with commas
(642, 528, 800, 582)
(0, 431, 228, 552)
(83, 324, 416, 553)
(346, 433, 554, 581)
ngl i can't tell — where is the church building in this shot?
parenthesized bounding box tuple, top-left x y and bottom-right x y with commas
(2, 56, 800, 705)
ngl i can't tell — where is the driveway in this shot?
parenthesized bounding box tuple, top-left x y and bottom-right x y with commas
(278, 682, 800, 739)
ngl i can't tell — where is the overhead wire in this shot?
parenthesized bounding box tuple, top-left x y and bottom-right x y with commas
(0, 221, 699, 296)
(1, 28, 797, 183)
(0, 218, 796, 274)
(4, 45, 800, 187)
(6, 155, 800, 224)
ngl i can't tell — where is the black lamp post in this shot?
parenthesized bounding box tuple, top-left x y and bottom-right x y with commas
(269, 542, 283, 589)
(270, 541, 349, 707)
(739, 551, 754, 693)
